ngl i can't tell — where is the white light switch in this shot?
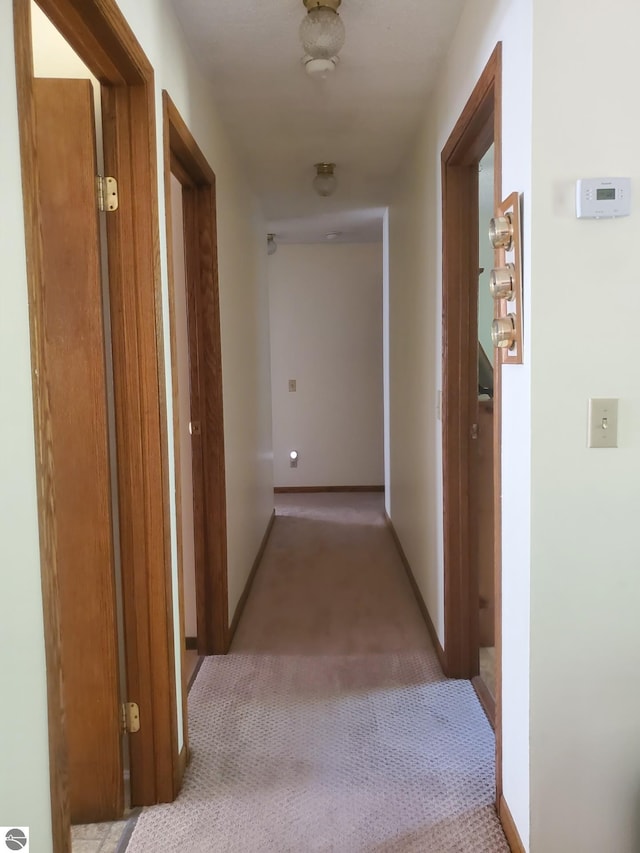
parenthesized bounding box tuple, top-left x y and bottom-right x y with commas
(587, 398, 618, 448)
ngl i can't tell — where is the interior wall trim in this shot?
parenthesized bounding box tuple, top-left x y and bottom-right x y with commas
(14, 0, 180, 842)
(440, 40, 504, 805)
(471, 674, 495, 729)
(227, 510, 276, 648)
(498, 795, 526, 853)
(384, 513, 446, 671)
(162, 91, 228, 659)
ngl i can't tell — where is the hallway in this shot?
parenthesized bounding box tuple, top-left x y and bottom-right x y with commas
(125, 493, 509, 852)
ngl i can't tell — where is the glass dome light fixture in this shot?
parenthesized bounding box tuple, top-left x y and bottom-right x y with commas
(267, 233, 277, 256)
(313, 163, 337, 198)
(300, 0, 345, 79)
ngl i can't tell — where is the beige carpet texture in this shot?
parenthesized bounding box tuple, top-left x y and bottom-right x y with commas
(125, 492, 509, 852)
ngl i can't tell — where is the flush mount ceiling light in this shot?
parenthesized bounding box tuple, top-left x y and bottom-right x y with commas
(313, 163, 337, 197)
(267, 233, 277, 255)
(300, 0, 345, 79)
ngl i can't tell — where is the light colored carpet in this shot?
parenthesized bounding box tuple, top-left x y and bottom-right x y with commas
(125, 492, 509, 852)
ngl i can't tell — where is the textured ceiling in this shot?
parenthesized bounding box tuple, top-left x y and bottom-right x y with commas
(171, 0, 466, 243)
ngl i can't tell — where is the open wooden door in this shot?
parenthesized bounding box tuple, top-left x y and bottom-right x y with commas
(33, 77, 123, 823)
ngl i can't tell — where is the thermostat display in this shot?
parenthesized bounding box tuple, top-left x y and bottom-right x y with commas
(576, 178, 631, 219)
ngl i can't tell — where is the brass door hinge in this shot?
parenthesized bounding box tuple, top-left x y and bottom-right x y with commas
(97, 175, 119, 212)
(121, 702, 140, 734)
(471, 423, 479, 440)
(189, 421, 201, 436)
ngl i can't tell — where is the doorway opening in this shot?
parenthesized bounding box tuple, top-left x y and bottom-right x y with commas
(162, 91, 228, 670)
(476, 143, 497, 710)
(14, 0, 181, 847)
(440, 41, 503, 796)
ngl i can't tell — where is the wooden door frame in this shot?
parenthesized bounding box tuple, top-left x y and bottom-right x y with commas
(14, 1, 181, 848)
(441, 42, 503, 796)
(161, 94, 228, 659)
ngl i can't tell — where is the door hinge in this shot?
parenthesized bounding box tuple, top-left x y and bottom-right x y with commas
(189, 421, 201, 436)
(121, 702, 140, 734)
(471, 423, 479, 440)
(97, 175, 119, 212)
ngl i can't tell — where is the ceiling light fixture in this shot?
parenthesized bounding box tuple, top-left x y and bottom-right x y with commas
(325, 231, 342, 240)
(300, 0, 345, 79)
(267, 233, 277, 255)
(313, 163, 337, 197)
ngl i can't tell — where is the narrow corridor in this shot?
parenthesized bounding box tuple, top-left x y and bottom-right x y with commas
(125, 493, 509, 852)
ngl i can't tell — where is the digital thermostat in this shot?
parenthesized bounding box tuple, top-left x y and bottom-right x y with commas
(576, 178, 631, 219)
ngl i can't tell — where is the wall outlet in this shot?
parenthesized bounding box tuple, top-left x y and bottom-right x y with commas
(288, 379, 296, 392)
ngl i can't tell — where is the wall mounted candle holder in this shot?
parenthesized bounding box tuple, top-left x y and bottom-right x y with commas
(488, 192, 523, 364)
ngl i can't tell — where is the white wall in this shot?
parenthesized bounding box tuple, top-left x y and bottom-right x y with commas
(1, 0, 273, 847)
(387, 0, 532, 847)
(124, 0, 274, 626)
(529, 2, 640, 850)
(269, 243, 384, 488)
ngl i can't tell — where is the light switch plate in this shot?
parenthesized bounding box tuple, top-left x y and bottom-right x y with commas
(587, 398, 618, 448)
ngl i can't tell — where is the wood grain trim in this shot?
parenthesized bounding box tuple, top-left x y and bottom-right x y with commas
(441, 161, 479, 679)
(164, 93, 216, 185)
(35, 0, 152, 85)
(441, 43, 502, 673)
(180, 187, 209, 659)
(498, 795, 526, 853)
(194, 182, 229, 654)
(441, 42, 504, 806)
(13, 2, 70, 849)
(187, 657, 204, 693)
(162, 91, 228, 657)
(492, 59, 505, 807)
(471, 675, 495, 729)
(20, 0, 179, 814)
(384, 514, 446, 671)
(175, 744, 189, 796)
(101, 78, 177, 807)
(227, 511, 276, 648)
(442, 45, 501, 166)
(274, 485, 385, 494)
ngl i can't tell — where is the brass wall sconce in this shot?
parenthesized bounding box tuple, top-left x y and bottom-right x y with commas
(488, 192, 523, 364)
(491, 314, 517, 349)
(489, 263, 515, 301)
(489, 213, 514, 251)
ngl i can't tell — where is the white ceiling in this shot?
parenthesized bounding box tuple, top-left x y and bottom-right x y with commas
(171, 0, 467, 243)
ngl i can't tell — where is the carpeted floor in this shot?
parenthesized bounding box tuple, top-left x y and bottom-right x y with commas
(125, 492, 509, 852)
